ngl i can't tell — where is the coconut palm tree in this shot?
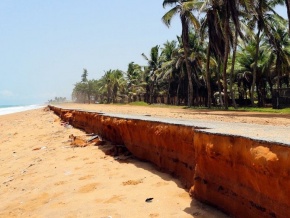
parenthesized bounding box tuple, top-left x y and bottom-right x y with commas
(101, 69, 126, 103)
(72, 69, 93, 103)
(126, 62, 145, 102)
(235, 38, 274, 106)
(285, 0, 290, 33)
(247, 0, 285, 106)
(72, 82, 87, 103)
(156, 40, 185, 105)
(142, 45, 162, 104)
(155, 40, 178, 104)
(162, 0, 200, 106)
(199, 0, 252, 109)
(265, 14, 290, 89)
(200, 6, 225, 107)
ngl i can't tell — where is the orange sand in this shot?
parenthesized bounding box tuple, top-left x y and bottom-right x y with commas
(0, 108, 227, 218)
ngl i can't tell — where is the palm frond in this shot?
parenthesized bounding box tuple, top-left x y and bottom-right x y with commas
(162, 0, 178, 8)
(161, 6, 179, 27)
(186, 11, 200, 29)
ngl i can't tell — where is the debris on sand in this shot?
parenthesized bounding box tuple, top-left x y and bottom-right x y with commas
(68, 134, 106, 147)
(69, 134, 88, 147)
(145, 198, 154, 203)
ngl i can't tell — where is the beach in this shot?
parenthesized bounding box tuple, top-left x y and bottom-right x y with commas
(0, 107, 227, 218)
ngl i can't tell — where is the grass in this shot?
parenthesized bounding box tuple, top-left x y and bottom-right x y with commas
(228, 107, 290, 114)
(128, 101, 290, 114)
(185, 105, 290, 114)
(73, 101, 290, 114)
(128, 101, 149, 106)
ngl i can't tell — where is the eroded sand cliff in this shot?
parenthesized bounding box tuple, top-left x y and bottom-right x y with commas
(49, 105, 290, 218)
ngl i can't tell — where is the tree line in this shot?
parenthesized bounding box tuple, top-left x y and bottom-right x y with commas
(72, 0, 290, 109)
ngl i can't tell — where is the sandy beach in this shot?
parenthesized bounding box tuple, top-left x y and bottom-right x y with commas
(0, 107, 227, 218)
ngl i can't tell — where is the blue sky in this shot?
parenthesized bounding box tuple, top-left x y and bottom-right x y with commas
(0, 1, 287, 105)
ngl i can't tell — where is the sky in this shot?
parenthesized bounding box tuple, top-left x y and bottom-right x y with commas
(0, 1, 287, 105)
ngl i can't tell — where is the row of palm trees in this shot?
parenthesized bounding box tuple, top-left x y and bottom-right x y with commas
(72, 0, 290, 109)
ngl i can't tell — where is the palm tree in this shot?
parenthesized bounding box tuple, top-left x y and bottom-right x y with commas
(248, 0, 285, 106)
(81, 68, 88, 82)
(72, 69, 93, 103)
(285, 0, 290, 33)
(235, 38, 273, 106)
(266, 14, 290, 89)
(188, 31, 207, 106)
(156, 40, 178, 104)
(126, 62, 144, 102)
(162, 0, 200, 106)
(111, 70, 126, 103)
(156, 39, 187, 105)
(200, 4, 224, 108)
(142, 45, 161, 104)
(199, 0, 250, 109)
(101, 69, 126, 103)
(221, 0, 247, 109)
(72, 82, 87, 103)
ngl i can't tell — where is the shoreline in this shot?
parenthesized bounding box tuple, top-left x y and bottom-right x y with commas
(0, 104, 45, 116)
(0, 108, 226, 217)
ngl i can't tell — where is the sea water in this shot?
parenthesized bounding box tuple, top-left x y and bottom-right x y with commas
(0, 104, 45, 116)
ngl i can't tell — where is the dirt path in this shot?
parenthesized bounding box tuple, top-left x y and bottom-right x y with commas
(57, 103, 290, 126)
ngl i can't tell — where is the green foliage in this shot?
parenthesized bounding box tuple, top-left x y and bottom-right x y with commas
(81, 68, 88, 82)
(71, 0, 290, 110)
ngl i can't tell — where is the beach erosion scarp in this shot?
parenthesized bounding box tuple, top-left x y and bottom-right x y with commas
(49, 105, 290, 218)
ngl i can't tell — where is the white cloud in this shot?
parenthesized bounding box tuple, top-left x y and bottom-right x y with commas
(0, 90, 14, 97)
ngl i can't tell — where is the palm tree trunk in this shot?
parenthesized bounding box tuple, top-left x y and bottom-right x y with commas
(181, 16, 194, 107)
(206, 45, 212, 108)
(222, 19, 230, 110)
(167, 80, 171, 105)
(276, 44, 282, 89)
(230, 28, 238, 109)
(177, 77, 181, 106)
(286, 0, 290, 34)
(149, 83, 153, 104)
(217, 59, 224, 107)
(251, 29, 261, 107)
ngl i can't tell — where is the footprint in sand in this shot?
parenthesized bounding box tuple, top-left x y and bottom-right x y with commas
(78, 183, 99, 193)
(155, 181, 169, 187)
(78, 175, 94, 180)
(149, 213, 160, 218)
(122, 179, 143, 186)
(104, 195, 125, 203)
(178, 192, 190, 199)
(54, 181, 67, 186)
(65, 156, 78, 161)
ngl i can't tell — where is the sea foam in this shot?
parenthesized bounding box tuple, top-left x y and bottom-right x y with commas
(0, 105, 45, 116)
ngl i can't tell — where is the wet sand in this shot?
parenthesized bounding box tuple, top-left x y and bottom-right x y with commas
(0, 108, 227, 218)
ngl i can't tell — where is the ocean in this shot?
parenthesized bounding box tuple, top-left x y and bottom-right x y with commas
(0, 104, 45, 116)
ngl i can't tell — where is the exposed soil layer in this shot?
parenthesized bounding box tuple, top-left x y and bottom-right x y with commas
(49, 105, 290, 218)
(56, 103, 290, 126)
